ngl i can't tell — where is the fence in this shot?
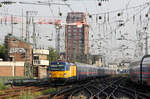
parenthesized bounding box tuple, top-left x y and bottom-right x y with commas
(0, 76, 29, 84)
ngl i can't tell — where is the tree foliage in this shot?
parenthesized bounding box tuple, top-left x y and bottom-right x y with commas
(0, 44, 5, 59)
(48, 47, 58, 64)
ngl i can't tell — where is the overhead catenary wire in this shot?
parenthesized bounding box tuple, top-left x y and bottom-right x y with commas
(91, 1, 150, 15)
(0, 1, 148, 18)
(100, 3, 149, 39)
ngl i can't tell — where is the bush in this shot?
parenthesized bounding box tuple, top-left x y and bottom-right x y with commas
(32, 91, 42, 96)
(0, 82, 8, 90)
(43, 88, 56, 95)
(18, 90, 34, 99)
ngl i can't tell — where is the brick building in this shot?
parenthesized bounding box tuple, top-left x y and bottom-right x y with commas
(0, 62, 24, 76)
(65, 12, 89, 62)
(0, 34, 50, 78)
(3, 33, 33, 77)
(5, 33, 32, 64)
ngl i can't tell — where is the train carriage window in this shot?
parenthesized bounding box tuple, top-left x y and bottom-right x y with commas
(50, 63, 65, 71)
(143, 57, 150, 64)
(142, 66, 149, 72)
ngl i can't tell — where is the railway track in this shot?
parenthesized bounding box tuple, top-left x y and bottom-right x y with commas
(50, 77, 150, 99)
(1, 77, 150, 99)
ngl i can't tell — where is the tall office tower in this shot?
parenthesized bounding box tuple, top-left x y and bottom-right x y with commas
(65, 12, 89, 62)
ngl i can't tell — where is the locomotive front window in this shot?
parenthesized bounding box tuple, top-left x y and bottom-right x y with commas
(50, 65, 65, 71)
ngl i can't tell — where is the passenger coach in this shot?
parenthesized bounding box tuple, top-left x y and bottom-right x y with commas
(129, 55, 150, 85)
(47, 61, 106, 84)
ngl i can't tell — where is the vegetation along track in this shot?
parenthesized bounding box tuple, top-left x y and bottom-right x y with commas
(0, 85, 50, 99)
(51, 77, 150, 99)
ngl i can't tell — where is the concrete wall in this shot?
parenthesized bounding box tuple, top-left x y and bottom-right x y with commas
(33, 49, 49, 55)
(33, 60, 49, 66)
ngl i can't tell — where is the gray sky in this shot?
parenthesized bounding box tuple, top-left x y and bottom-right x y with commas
(0, 0, 150, 63)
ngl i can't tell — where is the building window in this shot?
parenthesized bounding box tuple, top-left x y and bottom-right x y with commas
(68, 33, 72, 36)
(73, 29, 77, 32)
(79, 29, 83, 32)
(68, 29, 72, 32)
(73, 26, 77, 28)
(68, 26, 72, 29)
(34, 56, 39, 60)
(73, 33, 77, 36)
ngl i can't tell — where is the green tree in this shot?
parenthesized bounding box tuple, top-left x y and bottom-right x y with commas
(0, 4, 2, 7)
(48, 47, 58, 64)
(0, 44, 5, 60)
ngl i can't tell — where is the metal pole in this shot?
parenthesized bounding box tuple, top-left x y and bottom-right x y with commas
(33, 18, 37, 48)
(145, 31, 148, 55)
(26, 11, 28, 42)
(11, 15, 13, 34)
(55, 25, 60, 54)
(22, 9, 24, 39)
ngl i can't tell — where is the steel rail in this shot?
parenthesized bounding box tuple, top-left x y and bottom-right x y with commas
(119, 85, 150, 99)
(93, 77, 123, 98)
(52, 80, 94, 99)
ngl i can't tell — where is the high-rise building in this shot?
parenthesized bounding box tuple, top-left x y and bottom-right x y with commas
(65, 12, 89, 62)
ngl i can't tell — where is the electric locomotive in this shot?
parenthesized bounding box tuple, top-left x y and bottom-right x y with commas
(47, 61, 76, 83)
(47, 61, 106, 84)
(129, 55, 150, 85)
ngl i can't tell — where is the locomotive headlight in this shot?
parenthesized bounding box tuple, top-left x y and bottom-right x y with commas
(64, 73, 67, 77)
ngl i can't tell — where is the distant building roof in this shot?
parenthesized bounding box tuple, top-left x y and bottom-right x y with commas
(5, 33, 32, 44)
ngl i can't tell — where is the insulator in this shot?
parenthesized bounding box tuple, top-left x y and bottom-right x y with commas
(89, 15, 92, 18)
(145, 14, 148, 17)
(117, 13, 121, 16)
(59, 12, 62, 16)
(98, 2, 102, 6)
(99, 16, 102, 19)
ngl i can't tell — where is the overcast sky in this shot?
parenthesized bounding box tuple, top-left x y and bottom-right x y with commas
(0, 0, 150, 63)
